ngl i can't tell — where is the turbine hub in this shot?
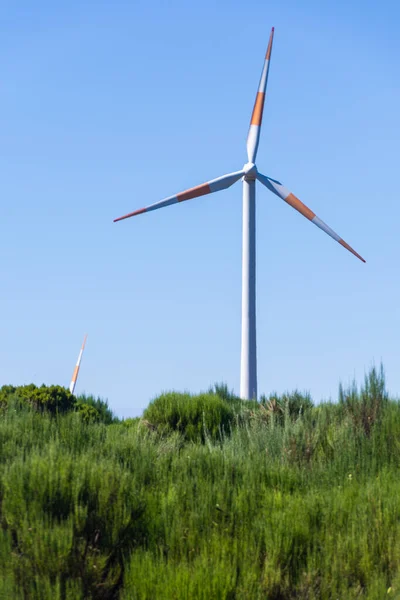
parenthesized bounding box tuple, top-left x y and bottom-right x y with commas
(243, 162, 257, 180)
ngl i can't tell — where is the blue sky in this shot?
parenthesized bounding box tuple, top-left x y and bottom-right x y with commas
(1, 0, 399, 417)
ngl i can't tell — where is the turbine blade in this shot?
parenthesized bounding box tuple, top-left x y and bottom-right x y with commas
(114, 170, 244, 222)
(257, 172, 366, 263)
(69, 334, 87, 395)
(246, 27, 275, 163)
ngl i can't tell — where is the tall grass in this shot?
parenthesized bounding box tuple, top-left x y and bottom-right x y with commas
(1, 366, 400, 598)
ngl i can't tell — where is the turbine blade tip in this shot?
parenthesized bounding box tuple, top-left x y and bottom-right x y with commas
(272, 26, 275, 32)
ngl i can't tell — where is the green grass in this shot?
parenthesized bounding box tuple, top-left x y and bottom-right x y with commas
(1, 367, 400, 599)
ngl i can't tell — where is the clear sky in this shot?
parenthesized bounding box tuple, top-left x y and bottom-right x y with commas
(1, 0, 399, 417)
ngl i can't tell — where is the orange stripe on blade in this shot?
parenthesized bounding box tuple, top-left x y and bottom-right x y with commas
(266, 28, 274, 60)
(177, 183, 211, 202)
(250, 92, 265, 126)
(114, 207, 146, 222)
(71, 366, 79, 382)
(339, 239, 366, 263)
(285, 193, 315, 221)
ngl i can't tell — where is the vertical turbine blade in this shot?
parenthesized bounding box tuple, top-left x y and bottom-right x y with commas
(246, 27, 275, 163)
(69, 334, 88, 395)
(257, 172, 366, 263)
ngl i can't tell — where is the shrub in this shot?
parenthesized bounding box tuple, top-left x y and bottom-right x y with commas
(259, 390, 314, 424)
(142, 392, 236, 442)
(122, 417, 141, 428)
(2, 449, 147, 599)
(0, 385, 18, 408)
(208, 382, 259, 417)
(209, 382, 240, 403)
(0, 385, 114, 425)
(75, 403, 101, 423)
(74, 394, 116, 425)
(339, 364, 388, 436)
(0, 384, 74, 414)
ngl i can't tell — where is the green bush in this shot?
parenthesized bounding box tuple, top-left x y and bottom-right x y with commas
(0, 384, 74, 414)
(121, 417, 141, 428)
(2, 446, 147, 599)
(259, 390, 314, 425)
(0, 385, 114, 425)
(209, 382, 240, 403)
(0, 385, 18, 408)
(339, 364, 388, 436)
(209, 382, 259, 416)
(75, 402, 101, 423)
(143, 392, 236, 442)
(74, 394, 116, 424)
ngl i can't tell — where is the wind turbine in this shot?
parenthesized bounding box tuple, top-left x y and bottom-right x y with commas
(69, 334, 87, 395)
(114, 27, 365, 400)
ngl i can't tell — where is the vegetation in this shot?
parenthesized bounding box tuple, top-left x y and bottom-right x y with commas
(1, 366, 400, 599)
(0, 384, 115, 424)
(142, 391, 237, 443)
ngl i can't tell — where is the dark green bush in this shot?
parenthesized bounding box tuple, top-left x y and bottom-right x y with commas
(74, 394, 116, 424)
(0, 385, 17, 407)
(75, 403, 101, 423)
(0, 384, 74, 414)
(2, 448, 147, 600)
(0, 385, 114, 425)
(143, 392, 236, 442)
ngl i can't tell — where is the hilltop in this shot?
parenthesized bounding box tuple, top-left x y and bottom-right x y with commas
(1, 366, 399, 599)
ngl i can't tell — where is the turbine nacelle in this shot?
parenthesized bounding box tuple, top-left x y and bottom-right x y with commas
(243, 162, 257, 180)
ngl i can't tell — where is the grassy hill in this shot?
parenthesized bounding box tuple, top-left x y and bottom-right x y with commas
(1, 367, 400, 599)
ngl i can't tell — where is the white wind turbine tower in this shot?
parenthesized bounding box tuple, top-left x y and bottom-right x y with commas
(114, 27, 365, 400)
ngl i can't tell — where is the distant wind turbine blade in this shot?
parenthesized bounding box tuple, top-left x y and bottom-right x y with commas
(246, 27, 274, 164)
(69, 334, 87, 395)
(257, 172, 366, 263)
(113, 170, 244, 222)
